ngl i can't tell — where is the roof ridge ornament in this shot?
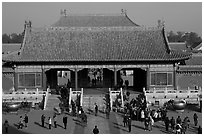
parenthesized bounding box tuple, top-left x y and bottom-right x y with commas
(61, 9, 67, 17)
(121, 9, 127, 15)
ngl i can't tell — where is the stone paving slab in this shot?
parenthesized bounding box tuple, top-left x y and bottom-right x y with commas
(2, 107, 202, 134)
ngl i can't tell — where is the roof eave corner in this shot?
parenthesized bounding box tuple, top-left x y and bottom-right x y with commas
(162, 27, 171, 54)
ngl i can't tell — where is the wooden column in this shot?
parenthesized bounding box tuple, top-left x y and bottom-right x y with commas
(75, 68, 78, 91)
(42, 68, 47, 91)
(146, 67, 150, 90)
(114, 68, 117, 87)
(14, 71, 18, 91)
(173, 66, 177, 90)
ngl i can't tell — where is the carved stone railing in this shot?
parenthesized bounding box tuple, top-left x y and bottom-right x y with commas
(68, 88, 83, 112)
(109, 88, 124, 111)
(144, 87, 202, 106)
(3, 88, 45, 101)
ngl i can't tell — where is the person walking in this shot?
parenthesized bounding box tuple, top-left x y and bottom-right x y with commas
(176, 116, 182, 125)
(41, 114, 45, 127)
(93, 125, 99, 134)
(106, 107, 110, 119)
(63, 115, 68, 129)
(149, 115, 154, 131)
(95, 103, 98, 116)
(144, 116, 149, 131)
(127, 117, 132, 132)
(181, 122, 187, 134)
(175, 123, 182, 134)
(24, 114, 28, 128)
(4, 120, 9, 133)
(198, 125, 202, 134)
(164, 117, 170, 132)
(48, 117, 52, 129)
(123, 113, 128, 127)
(53, 114, 57, 128)
(18, 116, 24, 129)
(183, 116, 190, 129)
(170, 116, 176, 132)
(141, 110, 145, 122)
(193, 113, 198, 126)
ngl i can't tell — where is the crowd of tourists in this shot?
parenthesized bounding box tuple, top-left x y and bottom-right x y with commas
(121, 93, 202, 134)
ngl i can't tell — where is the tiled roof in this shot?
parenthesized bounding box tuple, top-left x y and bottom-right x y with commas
(2, 67, 14, 73)
(3, 27, 191, 63)
(2, 43, 21, 54)
(185, 53, 202, 65)
(193, 43, 202, 50)
(168, 42, 189, 52)
(52, 14, 139, 27)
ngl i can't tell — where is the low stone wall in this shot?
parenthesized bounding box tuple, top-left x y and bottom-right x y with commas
(145, 88, 201, 106)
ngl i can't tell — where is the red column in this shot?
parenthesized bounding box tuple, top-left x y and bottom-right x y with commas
(146, 67, 150, 90)
(173, 66, 177, 90)
(75, 68, 78, 91)
(14, 72, 18, 91)
(114, 68, 117, 87)
(42, 68, 47, 91)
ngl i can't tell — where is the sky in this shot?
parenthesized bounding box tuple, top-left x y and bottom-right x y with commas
(2, 2, 202, 36)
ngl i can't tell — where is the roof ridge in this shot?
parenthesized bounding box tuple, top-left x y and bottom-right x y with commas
(45, 26, 161, 32)
(61, 13, 125, 16)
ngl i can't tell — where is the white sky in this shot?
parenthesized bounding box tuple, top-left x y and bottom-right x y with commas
(2, 2, 202, 36)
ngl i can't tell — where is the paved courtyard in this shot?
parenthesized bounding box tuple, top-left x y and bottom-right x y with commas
(2, 105, 202, 134)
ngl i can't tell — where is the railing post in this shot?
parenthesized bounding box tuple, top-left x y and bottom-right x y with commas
(80, 88, 83, 107)
(153, 87, 155, 99)
(69, 88, 72, 107)
(109, 88, 112, 111)
(120, 88, 124, 108)
(43, 87, 49, 110)
(187, 87, 190, 98)
(176, 89, 179, 98)
(164, 87, 167, 98)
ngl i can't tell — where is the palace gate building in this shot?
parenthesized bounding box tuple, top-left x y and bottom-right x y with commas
(2, 12, 191, 93)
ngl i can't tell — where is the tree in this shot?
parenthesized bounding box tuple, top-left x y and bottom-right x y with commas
(2, 32, 24, 43)
(167, 31, 202, 49)
(2, 33, 11, 43)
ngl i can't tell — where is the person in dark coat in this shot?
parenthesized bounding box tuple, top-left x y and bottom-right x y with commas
(24, 114, 28, 128)
(18, 116, 24, 129)
(127, 117, 132, 132)
(63, 115, 68, 129)
(106, 107, 110, 119)
(123, 114, 128, 127)
(93, 125, 99, 134)
(41, 114, 45, 127)
(144, 117, 149, 131)
(4, 120, 9, 133)
(198, 125, 202, 134)
(164, 117, 170, 132)
(170, 116, 176, 131)
(53, 114, 57, 128)
(193, 113, 198, 126)
(95, 103, 98, 116)
(176, 116, 182, 125)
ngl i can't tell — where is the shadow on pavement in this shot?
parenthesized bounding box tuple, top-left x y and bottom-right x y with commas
(132, 124, 145, 130)
(185, 104, 201, 112)
(57, 124, 64, 129)
(2, 123, 30, 134)
(34, 121, 48, 129)
(160, 129, 172, 134)
(113, 122, 124, 127)
(114, 125, 129, 132)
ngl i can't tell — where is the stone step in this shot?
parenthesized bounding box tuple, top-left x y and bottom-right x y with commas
(45, 95, 61, 111)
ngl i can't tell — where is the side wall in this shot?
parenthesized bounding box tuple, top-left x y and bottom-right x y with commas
(177, 72, 202, 90)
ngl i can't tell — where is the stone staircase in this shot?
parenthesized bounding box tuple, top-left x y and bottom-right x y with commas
(45, 94, 61, 111)
(83, 94, 106, 112)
